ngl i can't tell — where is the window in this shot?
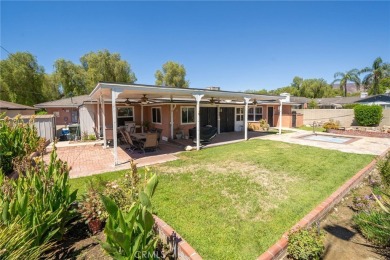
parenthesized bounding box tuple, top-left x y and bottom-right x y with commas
(181, 107, 195, 124)
(236, 107, 244, 121)
(151, 107, 161, 124)
(248, 107, 263, 121)
(117, 107, 134, 121)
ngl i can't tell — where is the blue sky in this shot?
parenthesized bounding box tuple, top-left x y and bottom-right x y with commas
(1, 1, 389, 92)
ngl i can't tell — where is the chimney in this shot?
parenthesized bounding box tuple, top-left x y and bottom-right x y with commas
(206, 86, 220, 91)
(360, 92, 368, 98)
(280, 92, 290, 102)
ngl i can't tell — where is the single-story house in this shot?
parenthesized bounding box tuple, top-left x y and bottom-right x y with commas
(36, 83, 303, 164)
(0, 100, 37, 117)
(355, 93, 390, 109)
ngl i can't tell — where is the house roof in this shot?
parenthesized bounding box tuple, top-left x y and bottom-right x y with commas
(315, 96, 362, 106)
(356, 94, 390, 104)
(0, 100, 38, 110)
(89, 82, 285, 104)
(34, 95, 94, 108)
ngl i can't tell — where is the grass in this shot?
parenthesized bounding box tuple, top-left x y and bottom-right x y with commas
(70, 139, 374, 259)
(298, 125, 326, 132)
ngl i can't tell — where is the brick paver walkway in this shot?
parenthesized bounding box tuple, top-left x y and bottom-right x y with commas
(44, 142, 181, 178)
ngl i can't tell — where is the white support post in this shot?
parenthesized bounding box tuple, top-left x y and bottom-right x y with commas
(102, 96, 107, 148)
(141, 105, 144, 133)
(244, 97, 250, 140)
(97, 101, 100, 138)
(278, 99, 283, 135)
(193, 94, 204, 151)
(170, 104, 175, 139)
(111, 88, 121, 166)
(217, 104, 221, 134)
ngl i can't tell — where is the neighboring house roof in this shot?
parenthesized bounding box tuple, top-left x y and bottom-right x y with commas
(34, 95, 94, 108)
(0, 100, 38, 110)
(290, 97, 310, 103)
(315, 96, 362, 106)
(355, 94, 390, 104)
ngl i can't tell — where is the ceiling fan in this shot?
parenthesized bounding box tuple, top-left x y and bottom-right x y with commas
(140, 94, 149, 104)
(209, 97, 220, 104)
(125, 98, 131, 105)
(253, 99, 258, 105)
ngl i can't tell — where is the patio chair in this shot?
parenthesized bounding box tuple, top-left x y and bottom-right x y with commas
(139, 133, 158, 153)
(122, 130, 141, 153)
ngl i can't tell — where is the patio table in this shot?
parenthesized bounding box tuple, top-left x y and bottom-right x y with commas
(131, 133, 147, 141)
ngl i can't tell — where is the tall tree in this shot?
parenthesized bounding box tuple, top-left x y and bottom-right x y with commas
(332, 69, 361, 97)
(0, 52, 45, 105)
(155, 61, 189, 88)
(299, 78, 331, 98)
(53, 59, 87, 96)
(42, 74, 61, 101)
(290, 76, 303, 90)
(360, 57, 390, 95)
(80, 49, 136, 92)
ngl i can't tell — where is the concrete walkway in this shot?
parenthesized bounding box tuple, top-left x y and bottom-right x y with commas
(257, 130, 390, 155)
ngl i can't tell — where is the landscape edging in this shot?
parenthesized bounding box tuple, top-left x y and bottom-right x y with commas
(154, 215, 202, 260)
(257, 148, 389, 260)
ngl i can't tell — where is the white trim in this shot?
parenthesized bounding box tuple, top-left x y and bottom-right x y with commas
(151, 106, 162, 124)
(180, 106, 196, 125)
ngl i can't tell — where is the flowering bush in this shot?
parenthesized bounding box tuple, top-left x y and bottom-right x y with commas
(288, 225, 325, 260)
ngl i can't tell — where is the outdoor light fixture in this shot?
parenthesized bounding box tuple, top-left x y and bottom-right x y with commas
(125, 98, 131, 105)
(253, 99, 258, 105)
(209, 97, 215, 104)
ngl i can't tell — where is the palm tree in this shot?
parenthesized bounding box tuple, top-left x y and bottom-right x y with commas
(360, 57, 390, 95)
(332, 69, 361, 97)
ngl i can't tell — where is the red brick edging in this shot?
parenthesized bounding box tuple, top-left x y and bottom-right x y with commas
(328, 129, 390, 138)
(257, 148, 389, 260)
(154, 215, 202, 260)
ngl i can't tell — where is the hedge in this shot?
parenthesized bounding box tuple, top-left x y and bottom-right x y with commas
(354, 105, 383, 126)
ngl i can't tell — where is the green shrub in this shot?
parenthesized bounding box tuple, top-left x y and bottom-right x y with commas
(88, 134, 97, 140)
(35, 109, 48, 115)
(0, 219, 54, 259)
(100, 173, 159, 259)
(342, 103, 359, 109)
(288, 225, 326, 260)
(0, 115, 45, 175)
(378, 152, 390, 187)
(354, 210, 390, 247)
(259, 119, 270, 131)
(308, 99, 318, 109)
(0, 149, 78, 246)
(322, 119, 340, 130)
(354, 105, 383, 126)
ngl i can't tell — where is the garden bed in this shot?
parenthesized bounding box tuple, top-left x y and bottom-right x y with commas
(328, 129, 390, 138)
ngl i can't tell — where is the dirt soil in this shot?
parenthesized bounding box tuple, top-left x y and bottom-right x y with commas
(321, 175, 389, 260)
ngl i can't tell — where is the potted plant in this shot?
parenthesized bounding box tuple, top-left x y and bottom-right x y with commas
(142, 120, 150, 132)
(175, 126, 183, 139)
(78, 186, 105, 235)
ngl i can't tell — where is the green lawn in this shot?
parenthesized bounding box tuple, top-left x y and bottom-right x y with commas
(298, 125, 326, 132)
(70, 139, 373, 259)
